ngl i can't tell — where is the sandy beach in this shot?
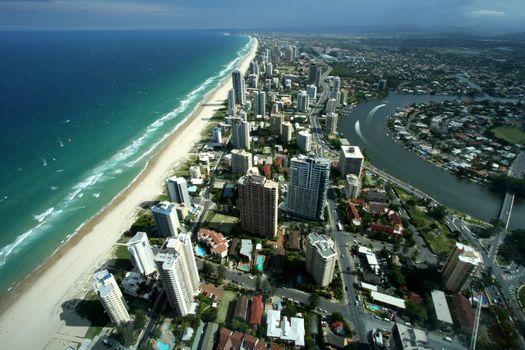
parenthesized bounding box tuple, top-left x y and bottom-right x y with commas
(0, 37, 258, 349)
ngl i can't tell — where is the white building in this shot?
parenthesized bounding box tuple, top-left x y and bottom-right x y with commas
(326, 98, 337, 115)
(297, 90, 309, 113)
(281, 121, 293, 144)
(297, 130, 312, 152)
(231, 117, 251, 150)
(345, 174, 361, 200)
(339, 145, 364, 177)
(151, 201, 179, 237)
(167, 176, 192, 208)
(231, 149, 252, 175)
(93, 270, 130, 326)
(306, 232, 337, 286)
(127, 231, 157, 276)
(266, 309, 305, 347)
(442, 242, 482, 292)
(155, 234, 200, 316)
(189, 165, 201, 179)
(307, 84, 317, 100)
(287, 155, 331, 221)
(325, 113, 338, 134)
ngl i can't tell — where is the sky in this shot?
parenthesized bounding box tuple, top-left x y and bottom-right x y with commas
(0, 0, 524, 34)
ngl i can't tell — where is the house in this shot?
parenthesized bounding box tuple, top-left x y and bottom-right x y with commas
(249, 295, 263, 327)
(371, 223, 395, 235)
(215, 328, 266, 350)
(271, 247, 285, 274)
(240, 240, 253, 262)
(346, 202, 361, 228)
(287, 230, 301, 251)
(266, 309, 305, 347)
(197, 228, 229, 259)
(233, 296, 250, 321)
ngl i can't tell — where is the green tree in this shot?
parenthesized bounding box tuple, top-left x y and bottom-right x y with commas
(405, 301, 428, 323)
(133, 310, 147, 331)
(116, 327, 134, 346)
(308, 292, 320, 310)
(217, 264, 226, 285)
(202, 261, 213, 277)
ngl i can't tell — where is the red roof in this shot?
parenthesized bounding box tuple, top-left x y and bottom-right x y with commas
(216, 328, 234, 350)
(198, 228, 228, 255)
(270, 344, 284, 350)
(453, 294, 474, 333)
(249, 295, 263, 325)
(388, 212, 403, 226)
(274, 157, 283, 167)
(371, 223, 395, 234)
(263, 164, 271, 177)
(230, 331, 244, 350)
(347, 202, 360, 219)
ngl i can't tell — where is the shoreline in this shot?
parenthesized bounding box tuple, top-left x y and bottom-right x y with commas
(0, 36, 258, 348)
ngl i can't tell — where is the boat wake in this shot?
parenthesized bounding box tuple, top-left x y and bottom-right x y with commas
(366, 103, 386, 122)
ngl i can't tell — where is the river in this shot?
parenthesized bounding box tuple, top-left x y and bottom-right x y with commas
(338, 92, 525, 230)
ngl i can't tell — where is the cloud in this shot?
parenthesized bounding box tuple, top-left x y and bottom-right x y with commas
(468, 9, 506, 17)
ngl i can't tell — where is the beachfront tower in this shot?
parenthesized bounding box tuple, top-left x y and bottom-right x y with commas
(156, 234, 200, 316)
(151, 201, 180, 237)
(306, 233, 337, 287)
(212, 127, 222, 144)
(128, 231, 157, 276)
(93, 270, 130, 326)
(227, 88, 236, 116)
(238, 175, 279, 238)
(231, 149, 253, 175)
(232, 70, 246, 105)
(286, 155, 331, 221)
(231, 117, 251, 150)
(166, 176, 192, 208)
(339, 145, 364, 177)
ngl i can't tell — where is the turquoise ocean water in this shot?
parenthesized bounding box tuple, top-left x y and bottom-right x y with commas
(0, 31, 251, 296)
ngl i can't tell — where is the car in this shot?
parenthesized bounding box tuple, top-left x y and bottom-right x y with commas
(354, 300, 359, 306)
(444, 336, 452, 342)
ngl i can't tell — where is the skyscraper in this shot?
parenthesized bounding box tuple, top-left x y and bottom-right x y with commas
(339, 145, 364, 177)
(238, 175, 279, 238)
(315, 67, 323, 87)
(297, 130, 312, 152)
(166, 176, 191, 208)
(308, 60, 317, 84)
(306, 233, 337, 287)
(227, 88, 236, 116)
(326, 98, 337, 115)
(297, 90, 309, 113)
(155, 234, 200, 316)
(281, 122, 293, 145)
(212, 126, 222, 144)
(325, 113, 338, 134)
(249, 60, 259, 75)
(231, 117, 251, 150)
(258, 91, 266, 116)
(287, 155, 331, 220)
(93, 270, 130, 326)
(231, 149, 252, 175)
(307, 84, 317, 101)
(442, 243, 482, 292)
(345, 174, 361, 200)
(151, 201, 180, 237)
(265, 62, 273, 78)
(330, 76, 341, 98)
(128, 231, 157, 276)
(232, 70, 246, 105)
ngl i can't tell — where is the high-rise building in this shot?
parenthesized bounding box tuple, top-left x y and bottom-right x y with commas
(248, 73, 258, 88)
(442, 243, 482, 292)
(345, 174, 361, 200)
(315, 67, 323, 87)
(306, 233, 337, 287)
(330, 76, 341, 98)
(151, 201, 180, 237)
(281, 122, 293, 144)
(287, 155, 331, 220)
(307, 84, 317, 100)
(128, 231, 157, 276)
(297, 90, 309, 113)
(339, 145, 364, 177)
(270, 114, 284, 133)
(166, 176, 192, 208)
(238, 175, 279, 238)
(308, 60, 317, 83)
(212, 126, 222, 144)
(231, 149, 252, 175)
(155, 234, 200, 316)
(341, 90, 348, 106)
(378, 79, 387, 91)
(297, 130, 312, 152)
(232, 70, 246, 105)
(257, 91, 266, 116)
(326, 98, 337, 115)
(249, 60, 259, 75)
(231, 117, 251, 150)
(93, 270, 130, 326)
(285, 46, 294, 63)
(265, 62, 273, 78)
(325, 113, 339, 134)
(227, 88, 236, 116)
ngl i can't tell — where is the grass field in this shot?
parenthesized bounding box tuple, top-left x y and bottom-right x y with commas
(204, 212, 239, 234)
(394, 187, 412, 202)
(491, 126, 525, 145)
(217, 291, 236, 323)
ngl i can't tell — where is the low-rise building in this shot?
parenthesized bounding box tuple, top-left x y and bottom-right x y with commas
(266, 309, 305, 347)
(197, 228, 229, 259)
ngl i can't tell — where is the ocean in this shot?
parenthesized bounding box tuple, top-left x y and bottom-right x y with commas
(0, 30, 250, 296)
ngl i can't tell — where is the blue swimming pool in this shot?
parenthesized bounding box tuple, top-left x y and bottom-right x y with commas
(368, 303, 382, 312)
(195, 245, 207, 257)
(156, 340, 171, 350)
(256, 255, 265, 271)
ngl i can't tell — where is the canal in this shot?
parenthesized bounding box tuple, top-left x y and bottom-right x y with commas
(338, 92, 525, 230)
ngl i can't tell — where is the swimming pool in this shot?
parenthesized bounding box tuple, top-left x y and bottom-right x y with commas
(195, 245, 207, 257)
(367, 303, 382, 312)
(156, 340, 171, 350)
(256, 255, 265, 271)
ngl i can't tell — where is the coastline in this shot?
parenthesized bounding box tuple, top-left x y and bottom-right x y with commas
(0, 36, 258, 348)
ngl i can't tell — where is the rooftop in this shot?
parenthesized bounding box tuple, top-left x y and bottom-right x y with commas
(371, 291, 406, 309)
(341, 145, 364, 159)
(308, 232, 336, 259)
(431, 290, 453, 324)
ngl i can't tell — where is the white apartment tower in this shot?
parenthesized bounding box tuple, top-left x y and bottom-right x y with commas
(345, 174, 361, 200)
(306, 233, 337, 287)
(281, 122, 293, 145)
(232, 70, 246, 105)
(287, 155, 331, 221)
(325, 113, 339, 134)
(307, 84, 317, 100)
(227, 88, 236, 116)
(326, 98, 337, 115)
(297, 130, 312, 152)
(93, 270, 130, 326)
(151, 201, 180, 237)
(166, 176, 192, 209)
(231, 117, 251, 150)
(339, 145, 364, 177)
(297, 90, 309, 113)
(128, 231, 157, 276)
(442, 243, 482, 292)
